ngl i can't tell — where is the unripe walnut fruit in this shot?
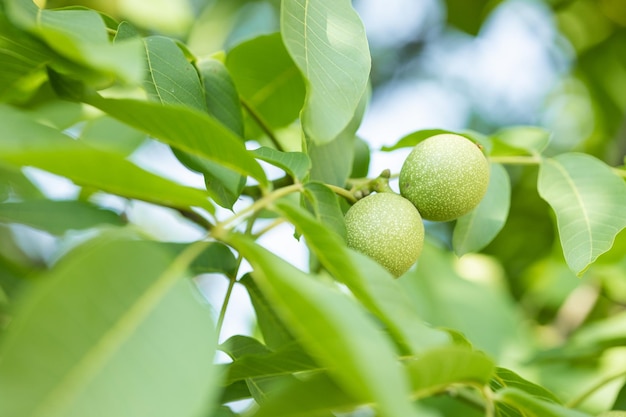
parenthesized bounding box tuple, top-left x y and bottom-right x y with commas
(345, 192, 424, 277)
(399, 133, 490, 221)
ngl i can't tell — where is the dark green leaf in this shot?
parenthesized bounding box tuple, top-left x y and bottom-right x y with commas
(0, 200, 124, 235)
(382, 129, 490, 152)
(281, 0, 370, 143)
(0, 238, 220, 417)
(197, 57, 245, 137)
(492, 368, 562, 404)
(538, 153, 626, 275)
(453, 163, 511, 255)
(160, 242, 238, 277)
(302, 182, 346, 240)
(350, 136, 371, 178)
(240, 275, 295, 349)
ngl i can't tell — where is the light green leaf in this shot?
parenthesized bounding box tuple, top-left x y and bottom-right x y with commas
(225, 234, 419, 417)
(281, 0, 370, 143)
(275, 202, 450, 354)
(538, 153, 626, 276)
(5, 1, 143, 84)
(225, 33, 305, 138)
(0, 105, 214, 213)
(159, 242, 238, 277)
(407, 346, 495, 398)
(197, 57, 245, 137)
(453, 163, 511, 255)
(490, 126, 551, 156)
(0, 200, 124, 235)
(496, 388, 592, 417)
(79, 116, 145, 156)
(251, 147, 311, 182)
(85, 95, 268, 185)
(142, 36, 207, 112)
(0, 238, 220, 417)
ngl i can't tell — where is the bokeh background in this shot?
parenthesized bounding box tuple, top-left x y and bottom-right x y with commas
(12, 0, 626, 412)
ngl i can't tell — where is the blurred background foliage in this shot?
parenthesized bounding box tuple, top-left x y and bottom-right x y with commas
(4, 0, 626, 414)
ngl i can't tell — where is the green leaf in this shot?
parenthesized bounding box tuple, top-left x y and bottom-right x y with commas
(0, 12, 54, 102)
(0, 238, 220, 417)
(142, 36, 207, 112)
(251, 147, 311, 182)
(538, 153, 626, 276)
(225, 33, 305, 138)
(85, 95, 268, 185)
(0, 200, 124, 235)
(496, 388, 592, 417)
(407, 346, 495, 398)
(224, 234, 419, 417)
(490, 126, 551, 156)
(382, 129, 490, 152)
(492, 368, 562, 404)
(79, 116, 146, 156)
(275, 202, 450, 354)
(252, 372, 355, 417)
(5, 1, 143, 84)
(240, 275, 295, 350)
(281, 0, 370, 143)
(159, 242, 238, 277)
(197, 57, 245, 137)
(221, 338, 317, 384)
(453, 163, 511, 255)
(0, 105, 214, 212)
(350, 136, 371, 178)
(302, 182, 346, 239)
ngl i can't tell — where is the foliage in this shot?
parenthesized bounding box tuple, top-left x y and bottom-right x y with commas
(1, 0, 626, 416)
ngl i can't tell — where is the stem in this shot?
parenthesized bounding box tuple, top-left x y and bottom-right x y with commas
(241, 99, 284, 152)
(488, 155, 542, 165)
(212, 183, 303, 239)
(326, 184, 357, 204)
(252, 217, 287, 238)
(215, 274, 237, 337)
(566, 369, 626, 408)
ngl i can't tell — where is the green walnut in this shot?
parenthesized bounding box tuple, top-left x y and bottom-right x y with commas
(345, 192, 424, 277)
(399, 133, 490, 221)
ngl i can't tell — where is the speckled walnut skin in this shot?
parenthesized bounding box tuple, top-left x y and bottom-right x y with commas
(345, 192, 424, 277)
(399, 134, 490, 222)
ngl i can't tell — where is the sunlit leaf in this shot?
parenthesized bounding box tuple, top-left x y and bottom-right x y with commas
(302, 182, 346, 239)
(0, 238, 220, 417)
(6, 0, 143, 84)
(453, 163, 511, 255)
(281, 0, 370, 143)
(225, 234, 419, 417)
(0, 200, 124, 235)
(538, 153, 626, 276)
